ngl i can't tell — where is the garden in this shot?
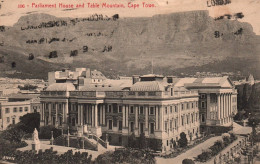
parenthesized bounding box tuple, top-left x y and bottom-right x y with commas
(195, 132, 237, 162)
(162, 132, 215, 158)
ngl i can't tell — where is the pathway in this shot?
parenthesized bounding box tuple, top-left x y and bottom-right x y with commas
(155, 136, 222, 164)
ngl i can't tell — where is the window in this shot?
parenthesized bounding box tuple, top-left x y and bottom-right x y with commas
(130, 106, 134, 114)
(165, 122, 167, 132)
(59, 104, 62, 110)
(165, 107, 167, 114)
(150, 123, 154, 134)
(181, 116, 184, 126)
(13, 108, 17, 113)
(181, 104, 184, 110)
(19, 107, 23, 112)
(201, 94, 206, 99)
(196, 102, 198, 107)
(149, 107, 154, 115)
(140, 123, 144, 134)
(175, 119, 177, 128)
(113, 104, 117, 113)
(7, 117, 10, 123)
(130, 122, 134, 132)
(25, 107, 28, 112)
(52, 103, 55, 109)
(171, 88, 173, 96)
(113, 118, 117, 127)
(119, 106, 122, 113)
(201, 101, 206, 108)
(187, 103, 189, 109)
(109, 120, 112, 130)
(119, 121, 122, 130)
(192, 114, 194, 123)
(170, 120, 172, 130)
(109, 105, 112, 113)
(12, 118, 15, 124)
(201, 114, 205, 122)
(175, 106, 178, 112)
(140, 106, 144, 114)
(59, 117, 62, 126)
(5, 108, 10, 114)
(170, 106, 172, 113)
(192, 103, 194, 108)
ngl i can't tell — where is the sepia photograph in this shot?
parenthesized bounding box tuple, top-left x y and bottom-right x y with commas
(0, 0, 259, 163)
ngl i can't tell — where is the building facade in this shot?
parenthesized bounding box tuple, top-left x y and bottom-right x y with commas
(40, 69, 237, 151)
(0, 101, 31, 130)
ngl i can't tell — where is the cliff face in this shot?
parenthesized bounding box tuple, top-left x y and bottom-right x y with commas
(0, 10, 259, 79)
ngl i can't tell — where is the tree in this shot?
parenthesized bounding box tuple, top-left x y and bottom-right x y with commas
(138, 133, 147, 149)
(128, 133, 137, 148)
(28, 53, 34, 60)
(19, 113, 40, 133)
(39, 125, 61, 139)
(178, 132, 188, 148)
(11, 61, 16, 68)
(2, 125, 25, 143)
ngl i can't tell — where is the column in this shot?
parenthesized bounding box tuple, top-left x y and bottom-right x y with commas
(41, 103, 44, 121)
(229, 94, 232, 121)
(126, 105, 129, 128)
(85, 104, 88, 125)
(78, 105, 80, 125)
(160, 105, 163, 131)
(94, 104, 98, 127)
(65, 101, 68, 123)
(145, 105, 148, 129)
(135, 105, 138, 128)
(217, 94, 220, 120)
(103, 104, 106, 126)
(49, 103, 51, 125)
(89, 104, 91, 125)
(155, 106, 158, 130)
(100, 105, 103, 126)
(123, 105, 126, 127)
(81, 104, 83, 125)
(91, 104, 94, 127)
(221, 94, 224, 120)
(225, 94, 228, 120)
(206, 93, 210, 121)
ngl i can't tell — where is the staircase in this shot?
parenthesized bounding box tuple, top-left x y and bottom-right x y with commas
(83, 133, 109, 150)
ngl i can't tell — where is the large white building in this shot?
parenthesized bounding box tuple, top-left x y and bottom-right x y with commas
(40, 68, 238, 151)
(0, 101, 31, 130)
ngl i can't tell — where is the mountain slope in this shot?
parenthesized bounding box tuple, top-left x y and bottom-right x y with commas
(0, 10, 259, 79)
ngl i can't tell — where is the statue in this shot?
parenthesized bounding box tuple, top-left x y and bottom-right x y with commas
(32, 128, 41, 151)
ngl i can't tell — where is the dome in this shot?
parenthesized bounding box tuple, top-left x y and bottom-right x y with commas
(130, 81, 166, 91)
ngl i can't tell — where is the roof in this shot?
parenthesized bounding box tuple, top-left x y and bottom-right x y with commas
(46, 83, 75, 91)
(91, 70, 106, 79)
(130, 81, 167, 91)
(173, 76, 233, 88)
(7, 93, 40, 99)
(80, 79, 131, 91)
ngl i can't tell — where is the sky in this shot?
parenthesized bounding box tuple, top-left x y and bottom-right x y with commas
(0, 0, 259, 35)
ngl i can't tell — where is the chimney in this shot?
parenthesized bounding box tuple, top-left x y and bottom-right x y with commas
(132, 75, 140, 84)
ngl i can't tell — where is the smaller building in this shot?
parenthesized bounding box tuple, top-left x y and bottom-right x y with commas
(0, 101, 31, 130)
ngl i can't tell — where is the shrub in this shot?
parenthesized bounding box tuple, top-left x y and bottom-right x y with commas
(196, 149, 212, 162)
(182, 158, 195, 164)
(39, 125, 61, 139)
(178, 132, 188, 148)
(95, 148, 155, 164)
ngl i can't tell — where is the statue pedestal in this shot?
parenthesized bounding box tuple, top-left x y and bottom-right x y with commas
(32, 141, 41, 151)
